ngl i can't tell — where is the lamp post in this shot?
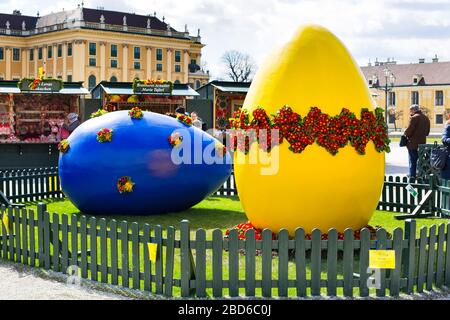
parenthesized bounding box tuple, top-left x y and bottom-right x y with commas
(382, 67, 395, 125)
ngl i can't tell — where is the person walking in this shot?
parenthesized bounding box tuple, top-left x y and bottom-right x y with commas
(403, 105, 430, 181)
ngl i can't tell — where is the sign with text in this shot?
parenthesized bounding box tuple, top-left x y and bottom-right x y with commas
(369, 250, 396, 269)
(134, 82, 172, 95)
(19, 79, 63, 92)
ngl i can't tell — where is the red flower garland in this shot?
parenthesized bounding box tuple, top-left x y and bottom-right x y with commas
(229, 106, 390, 155)
(225, 221, 390, 241)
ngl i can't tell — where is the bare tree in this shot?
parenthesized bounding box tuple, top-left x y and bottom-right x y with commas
(388, 108, 403, 131)
(221, 50, 256, 82)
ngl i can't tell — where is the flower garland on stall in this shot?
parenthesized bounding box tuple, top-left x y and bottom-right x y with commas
(229, 106, 390, 155)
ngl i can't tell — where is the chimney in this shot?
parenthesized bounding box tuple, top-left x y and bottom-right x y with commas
(432, 54, 439, 63)
(419, 58, 425, 64)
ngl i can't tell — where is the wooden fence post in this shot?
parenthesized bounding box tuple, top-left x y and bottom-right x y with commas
(180, 220, 196, 297)
(37, 202, 47, 268)
(403, 219, 416, 294)
(428, 174, 436, 216)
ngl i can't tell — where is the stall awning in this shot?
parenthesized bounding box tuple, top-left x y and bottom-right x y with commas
(94, 81, 199, 97)
(211, 84, 250, 93)
(0, 80, 88, 94)
(59, 88, 90, 95)
(0, 87, 20, 94)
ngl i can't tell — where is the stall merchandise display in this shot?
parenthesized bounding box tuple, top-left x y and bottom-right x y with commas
(0, 94, 17, 142)
(0, 94, 79, 143)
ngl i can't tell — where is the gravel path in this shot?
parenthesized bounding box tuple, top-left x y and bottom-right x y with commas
(0, 259, 130, 300)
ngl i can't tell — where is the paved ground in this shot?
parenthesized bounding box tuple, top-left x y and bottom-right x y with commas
(386, 143, 409, 175)
(0, 259, 129, 300)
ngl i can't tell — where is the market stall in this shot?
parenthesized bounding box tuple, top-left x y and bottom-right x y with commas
(194, 81, 250, 130)
(91, 80, 199, 115)
(0, 80, 89, 168)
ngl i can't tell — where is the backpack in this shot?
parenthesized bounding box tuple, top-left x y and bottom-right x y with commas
(430, 141, 449, 171)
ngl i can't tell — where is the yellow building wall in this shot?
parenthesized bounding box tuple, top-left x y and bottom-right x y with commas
(371, 86, 450, 131)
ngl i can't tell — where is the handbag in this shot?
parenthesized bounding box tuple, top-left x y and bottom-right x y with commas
(399, 135, 408, 147)
(430, 141, 449, 171)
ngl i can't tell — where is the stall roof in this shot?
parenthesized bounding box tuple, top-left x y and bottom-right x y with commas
(0, 81, 88, 94)
(93, 81, 199, 97)
(200, 80, 251, 94)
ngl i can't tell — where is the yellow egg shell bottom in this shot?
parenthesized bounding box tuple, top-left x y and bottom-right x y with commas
(234, 24, 385, 236)
(234, 142, 384, 235)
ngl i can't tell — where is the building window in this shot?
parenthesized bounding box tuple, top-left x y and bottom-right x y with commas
(67, 74, 72, 82)
(436, 90, 444, 106)
(388, 91, 396, 106)
(156, 48, 163, 61)
(195, 80, 201, 89)
(388, 114, 395, 124)
(89, 58, 96, 67)
(88, 75, 97, 91)
(111, 44, 117, 58)
(13, 48, 20, 61)
(0, 47, 3, 60)
(174, 80, 181, 84)
(134, 61, 141, 70)
(175, 50, 181, 62)
(47, 46, 52, 59)
(411, 91, 419, 105)
(57, 75, 62, 79)
(58, 44, 62, 58)
(134, 47, 141, 60)
(111, 59, 118, 68)
(191, 59, 197, 65)
(38, 48, 43, 60)
(67, 43, 72, 56)
(29, 49, 34, 61)
(156, 63, 163, 71)
(110, 76, 118, 82)
(89, 43, 96, 56)
(175, 64, 181, 73)
(436, 114, 444, 124)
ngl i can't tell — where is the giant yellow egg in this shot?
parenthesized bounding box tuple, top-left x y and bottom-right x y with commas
(234, 25, 385, 235)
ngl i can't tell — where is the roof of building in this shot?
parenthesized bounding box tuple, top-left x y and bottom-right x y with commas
(0, 7, 177, 32)
(361, 61, 450, 87)
(0, 13, 37, 31)
(82, 8, 176, 32)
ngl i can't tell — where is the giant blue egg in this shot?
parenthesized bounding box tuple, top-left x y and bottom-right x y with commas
(58, 111, 232, 215)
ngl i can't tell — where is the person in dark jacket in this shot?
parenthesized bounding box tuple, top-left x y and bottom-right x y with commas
(403, 105, 430, 181)
(441, 119, 450, 180)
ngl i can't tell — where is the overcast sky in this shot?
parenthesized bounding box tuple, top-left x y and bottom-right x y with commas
(1, 0, 450, 79)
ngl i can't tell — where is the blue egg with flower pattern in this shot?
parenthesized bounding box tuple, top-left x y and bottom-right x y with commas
(58, 110, 232, 215)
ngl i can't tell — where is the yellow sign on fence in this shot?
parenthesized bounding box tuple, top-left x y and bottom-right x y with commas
(369, 250, 396, 269)
(147, 243, 158, 263)
(2, 213, 10, 234)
